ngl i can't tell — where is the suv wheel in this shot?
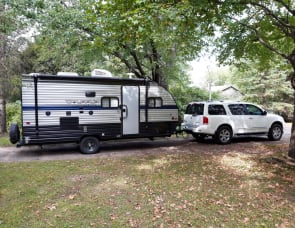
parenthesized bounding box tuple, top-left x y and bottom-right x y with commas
(215, 126, 232, 144)
(268, 124, 283, 141)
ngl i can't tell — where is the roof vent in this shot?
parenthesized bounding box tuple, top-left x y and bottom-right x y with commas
(57, 72, 79, 76)
(91, 69, 112, 77)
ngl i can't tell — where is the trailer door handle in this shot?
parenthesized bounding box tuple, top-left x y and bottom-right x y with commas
(122, 105, 128, 119)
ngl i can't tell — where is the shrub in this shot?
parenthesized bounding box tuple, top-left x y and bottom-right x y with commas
(6, 101, 22, 131)
(269, 102, 293, 122)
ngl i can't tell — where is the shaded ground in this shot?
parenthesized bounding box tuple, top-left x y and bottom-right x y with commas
(1, 125, 294, 227)
(0, 123, 291, 162)
(1, 138, 295, 227)
(0, 135, 289, 163)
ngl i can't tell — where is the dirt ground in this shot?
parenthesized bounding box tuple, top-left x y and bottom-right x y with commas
(0, 129, 290, 163)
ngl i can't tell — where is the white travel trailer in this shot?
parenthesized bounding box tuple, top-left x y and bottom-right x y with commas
(9, 71, 179, 154)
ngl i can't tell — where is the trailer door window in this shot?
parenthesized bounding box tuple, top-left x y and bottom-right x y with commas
(101, 97, 119, 108)
(148, 97, 162, 108)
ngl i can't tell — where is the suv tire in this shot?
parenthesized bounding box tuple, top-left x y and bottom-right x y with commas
(268, 124, 283, 141)
(215, 126, 232, 144)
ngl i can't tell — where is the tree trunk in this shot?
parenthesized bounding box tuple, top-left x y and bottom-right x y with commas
(0, 98, 6, 134)
(288, 71, 295, 158)
(288, 92, 295, 159)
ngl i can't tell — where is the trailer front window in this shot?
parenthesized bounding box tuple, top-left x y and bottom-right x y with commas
(148, 97, 162, 108)
(101, 97, 119, 108)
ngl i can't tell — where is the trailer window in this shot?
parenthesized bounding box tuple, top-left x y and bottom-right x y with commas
(148, 97, 162, 108)
(101, 97, 119, 108)
(85, 91, 96, 97)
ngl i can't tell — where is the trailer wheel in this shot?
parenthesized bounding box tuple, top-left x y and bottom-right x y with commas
(9, 123, 20, 144)
(79, 136, 100, 154)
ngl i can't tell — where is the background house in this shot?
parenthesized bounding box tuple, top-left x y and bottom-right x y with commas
(211, 85, 243, 101)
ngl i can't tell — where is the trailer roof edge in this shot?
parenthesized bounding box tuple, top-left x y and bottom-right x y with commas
(21, 73, 154, 84)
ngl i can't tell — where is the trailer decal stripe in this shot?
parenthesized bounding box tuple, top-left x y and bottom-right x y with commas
(140, 105, 178, 109)
(22, 106, 119, 111)
(22, 105, 178, 111)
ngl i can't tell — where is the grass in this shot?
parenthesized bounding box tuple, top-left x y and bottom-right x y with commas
(0, 134, 11, 147)
(1, 144, 295, 227)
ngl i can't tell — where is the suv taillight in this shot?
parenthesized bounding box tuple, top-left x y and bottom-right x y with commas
(203, 116, 208, 125)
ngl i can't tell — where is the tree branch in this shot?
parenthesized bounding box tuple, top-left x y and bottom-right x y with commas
(112, 51, 143, 78)
(129, 50, 146, 77)
(247, 1, 295, 35)
(229, 16, 289, 60)
(150, 39, 162, 84)
(273, 0, 295, 16)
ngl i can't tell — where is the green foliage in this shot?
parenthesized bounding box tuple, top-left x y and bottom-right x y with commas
(170, 82, 219, 120)
(16, 0, 214, 85)
(229, 60, 293, 106)
(212, 1, 295, 71)
(224, 59, 294, 121)
(6, 101, 21, 131)
(0, 1, 30, 102)
(87, 0, 210, 83)
(270, 102, 293, 122)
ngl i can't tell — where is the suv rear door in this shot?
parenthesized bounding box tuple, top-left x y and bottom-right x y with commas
(228, 104, 251, 134)
(207, 104, 228, 132)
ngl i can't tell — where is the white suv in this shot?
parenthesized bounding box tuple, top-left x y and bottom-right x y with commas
(181, 101, 285, 144)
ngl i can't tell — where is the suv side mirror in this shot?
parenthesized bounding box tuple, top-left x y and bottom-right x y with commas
(262, 110, 267, 115)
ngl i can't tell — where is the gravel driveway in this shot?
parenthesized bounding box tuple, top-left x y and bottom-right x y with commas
(0, 124, 291, 163)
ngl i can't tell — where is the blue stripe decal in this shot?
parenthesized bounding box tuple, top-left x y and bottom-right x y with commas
(22, 105, 178, 111)
(139, 105, 178, 109)
(22, 106, 117, 111)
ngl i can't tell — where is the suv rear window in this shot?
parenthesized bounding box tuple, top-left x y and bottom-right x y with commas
(208, 104, 226, 115)
(185, 103, 204, 115)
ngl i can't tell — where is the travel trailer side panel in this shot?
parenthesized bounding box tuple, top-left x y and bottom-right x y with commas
(15, 74, 179, 153)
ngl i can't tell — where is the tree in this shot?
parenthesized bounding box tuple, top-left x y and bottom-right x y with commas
(201, 0, 295, 158)
(0, 0, 43, 132)
(229, 60, 293, 106)
(22, 0, 214, 87)
(0, 1, 25, 133)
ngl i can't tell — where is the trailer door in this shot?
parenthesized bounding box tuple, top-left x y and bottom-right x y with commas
(122, 86, 139, 135)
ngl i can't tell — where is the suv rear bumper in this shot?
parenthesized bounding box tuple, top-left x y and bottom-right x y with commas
(181, 123, 214, 135)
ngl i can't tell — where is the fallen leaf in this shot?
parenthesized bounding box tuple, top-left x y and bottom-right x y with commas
(243, 217, 250, 223)
(69, 194, 76, 200)
(46, 204, 57, 211)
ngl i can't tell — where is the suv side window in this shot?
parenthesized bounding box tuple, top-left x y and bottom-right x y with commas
(185, 103, 204, 115)
(245, 104, 263, 115)
(208, 104, 226, 115)
(228, 104, 247, 115)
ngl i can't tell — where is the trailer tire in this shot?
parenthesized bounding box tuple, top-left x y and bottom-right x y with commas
(79, 136, 100, 154)
(9, 123, 20, 144)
